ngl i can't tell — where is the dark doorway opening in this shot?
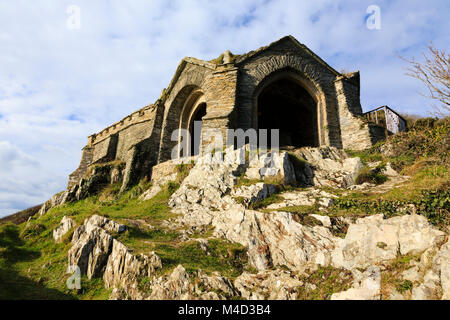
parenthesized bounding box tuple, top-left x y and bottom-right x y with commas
(257, 78, 318, 148)
(189, 103, 207, 156)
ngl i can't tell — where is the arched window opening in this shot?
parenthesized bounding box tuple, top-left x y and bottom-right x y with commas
(189, 103, 207, 156)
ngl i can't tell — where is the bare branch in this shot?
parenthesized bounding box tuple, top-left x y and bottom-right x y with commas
(400, 44, 450, 116)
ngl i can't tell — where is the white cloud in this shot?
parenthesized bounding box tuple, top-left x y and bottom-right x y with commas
(0, 0, 448, 216)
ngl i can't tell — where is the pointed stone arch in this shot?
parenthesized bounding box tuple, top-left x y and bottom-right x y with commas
(252, 68, 324, 147)
(237, 51, 343, 148)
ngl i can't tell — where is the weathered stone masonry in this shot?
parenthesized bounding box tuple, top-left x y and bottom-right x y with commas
(68, 36, 386, 190)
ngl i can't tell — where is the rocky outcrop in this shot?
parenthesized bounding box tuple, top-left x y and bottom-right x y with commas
(67, 214, 164, 299)
(196, 270, 237, 298)
(68, 225, 114, 279)
(168, 156, 239, 215)
(53, 216, 74, 242)
(38, 192, 66, 216)
(265, 188, 337, 211)
(290, 146, 364, 188)
(234, 270, 303, 300)
(403, 239, 450, 300)
(331, 266, 381, 300)
(145, 265, 237, 300)
(231, 183, 278, 208)
(82, 214, 127, 234)
(213, 206, 338, 271)
(103, 239, 162, 299)
(65, 163, 125, 203)
(60, 145, 449, 300)
(245, 152, 296, 185)
(167, 150, 364, 272)
(332, 214, 446, 270)
(148, 265, 194, 300)
(140, 160, 179, 201)
(67, 215, 127, 279)
(168, 150, 441, 274)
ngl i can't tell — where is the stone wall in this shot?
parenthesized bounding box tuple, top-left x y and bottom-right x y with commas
(202, 65, 238, 147)
(68, 146, 94, 189)
(69, 104, 163, 190)
(335, 74, 386, 150)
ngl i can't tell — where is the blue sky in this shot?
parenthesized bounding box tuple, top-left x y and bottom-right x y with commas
(0, 0, 449, 217)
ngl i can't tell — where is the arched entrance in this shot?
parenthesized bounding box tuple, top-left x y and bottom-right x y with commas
(188, 102, 207, 156)
(256, 77, 319, 148)
(177, 89, 207, 157)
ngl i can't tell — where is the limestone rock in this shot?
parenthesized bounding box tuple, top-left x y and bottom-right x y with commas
(310, 214, 332, 228)
(347, 182, 375, 191)
(389, 289, 406, 300)
(148, 265, 195, 300)
(265, 188, 337, 210)
(103, 239, 162, 299)
(332, 214, 445, 269)
(68, 225, 113, 279)
(196, 270, 236, 298)
(84, 214, 127, 234)
(38, 192, 66, 216)
(411, 282, 441, 300)
(245, 152, 296, 185)
(436, 242, 450, 300)
(68, 215, 126, 279)
(231, 183, 277, 208)
(291, 146, 363, 188)
(331, 266, 381, 300)
(395, 214, 445, 255)
(402, 266, 421, 283)
(234, 270, 303, 300)
(53, 216, 75, 242)
(266, 190, 315, 209)
(169, 155, 239, 214)
(213, 207, 339, 271)
(382, 163, 399, 177)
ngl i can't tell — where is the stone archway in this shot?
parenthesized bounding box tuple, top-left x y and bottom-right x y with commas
(177, 89, 207, 157)
(254, 73, 320, 148)
(188, 102, 207, 156)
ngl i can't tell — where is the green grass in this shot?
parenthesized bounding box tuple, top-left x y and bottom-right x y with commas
(346, 148, 384, 164)
(297, 266, 353, 300)
(248, 194, 284, 210)
(0, 222, 110, 300)
(153, 239, 247, 279)
(380, 254, 420, 299)
(0, 180, 178, 300)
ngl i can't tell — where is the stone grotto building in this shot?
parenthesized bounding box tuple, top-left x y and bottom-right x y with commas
(68, 35, 388, 190)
